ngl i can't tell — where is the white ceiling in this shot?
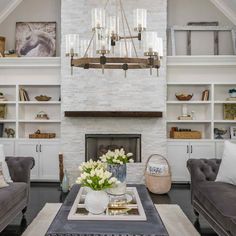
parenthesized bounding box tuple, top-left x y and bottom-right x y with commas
(0, 0, 23, 24)
(211, 0, 236, 25)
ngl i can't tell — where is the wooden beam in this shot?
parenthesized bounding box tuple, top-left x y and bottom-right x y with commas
(64, 111, 163, 118)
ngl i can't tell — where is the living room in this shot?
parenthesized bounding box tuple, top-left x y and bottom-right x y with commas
(0, 0, 236, 235)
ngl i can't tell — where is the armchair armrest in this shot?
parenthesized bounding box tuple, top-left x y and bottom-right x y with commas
(5, 157, 35, 184)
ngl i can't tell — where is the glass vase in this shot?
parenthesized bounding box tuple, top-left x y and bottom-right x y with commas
(107, 163, 127, 195)
(85, 189, 109, 214)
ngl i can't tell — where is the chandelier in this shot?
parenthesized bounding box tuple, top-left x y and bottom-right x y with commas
(65, 0, 163, 77)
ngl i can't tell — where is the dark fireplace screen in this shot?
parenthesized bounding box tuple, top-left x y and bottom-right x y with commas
(85, 134, 141, 162)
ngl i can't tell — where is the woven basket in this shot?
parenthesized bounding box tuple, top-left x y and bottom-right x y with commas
(145, 154, 171, 194)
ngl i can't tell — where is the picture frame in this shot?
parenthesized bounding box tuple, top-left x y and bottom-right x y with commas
(223, 104, 236, 120)
(230, 126, 236, 139)
(0, 36, 5, 57)
(15, 22, 56, 57)
(201, 89, 209, 101)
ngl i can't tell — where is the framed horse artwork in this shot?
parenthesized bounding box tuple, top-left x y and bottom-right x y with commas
(15, 22, 56, 57)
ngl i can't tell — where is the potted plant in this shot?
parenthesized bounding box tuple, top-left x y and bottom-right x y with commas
(100, 148, 134, 195)
(229, 88, 236, 98)
(76, 160, 119, 215)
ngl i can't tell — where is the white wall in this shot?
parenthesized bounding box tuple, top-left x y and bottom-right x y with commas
(61, 0, 167, 183)
(0, 0, 61, 55)
(167, 0, 235, 55)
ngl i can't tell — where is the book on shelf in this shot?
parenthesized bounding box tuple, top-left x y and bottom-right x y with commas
(19, 88, 30, 101)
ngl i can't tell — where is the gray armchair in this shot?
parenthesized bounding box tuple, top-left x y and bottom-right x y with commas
(0, 157, 34, 233)
(187, 159, 236, 236)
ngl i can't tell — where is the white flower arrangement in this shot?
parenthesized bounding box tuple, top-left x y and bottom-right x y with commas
(79, 159, 106, 174)
(76, 166, 120, 191)
(100, 148, 134, 165)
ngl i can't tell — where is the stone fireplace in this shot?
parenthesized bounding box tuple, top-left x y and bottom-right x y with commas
(61, 0, 167, 183)
(85, 134, 141, 162)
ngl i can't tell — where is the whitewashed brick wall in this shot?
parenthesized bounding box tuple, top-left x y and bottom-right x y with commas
(61, 0, 167, 183)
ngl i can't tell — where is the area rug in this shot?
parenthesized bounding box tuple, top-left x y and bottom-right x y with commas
(22, 203, 200, 236)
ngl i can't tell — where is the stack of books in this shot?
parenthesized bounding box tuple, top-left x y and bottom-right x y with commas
(227, 97, 236, 101)
(19, 88, 30, 101)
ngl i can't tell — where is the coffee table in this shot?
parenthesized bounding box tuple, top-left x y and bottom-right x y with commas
(46, 184, 169, 236)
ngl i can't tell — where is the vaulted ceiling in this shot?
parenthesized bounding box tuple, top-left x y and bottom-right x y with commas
(211, 0, 236, 25)
(0, 0, 235, 25)
(0, 0, 23, 24)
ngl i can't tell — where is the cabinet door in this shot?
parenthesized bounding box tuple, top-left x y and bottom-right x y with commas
(0, 140, 15, 156)
(190, 142, 215, 159)
(16, 141, 39, 180)
(167, 142, 190, 182)
(39, 141, 60, 181)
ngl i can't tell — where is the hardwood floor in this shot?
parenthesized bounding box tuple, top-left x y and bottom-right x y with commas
(0, 183, 217, 236)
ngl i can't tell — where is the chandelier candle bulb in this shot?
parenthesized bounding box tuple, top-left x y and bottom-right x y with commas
(143, 31, 158, 56)
(92, 8, 106, 30)
(133, 9, 147, 32)
(157, 37, 164, 57)
(65, 34, 80, 56)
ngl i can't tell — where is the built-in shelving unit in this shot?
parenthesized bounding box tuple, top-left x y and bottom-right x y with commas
(0, 83, 61, 139)
(167, 82, 236, 140)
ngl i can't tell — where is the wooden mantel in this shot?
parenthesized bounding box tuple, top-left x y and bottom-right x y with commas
(64, 111, 163, 118)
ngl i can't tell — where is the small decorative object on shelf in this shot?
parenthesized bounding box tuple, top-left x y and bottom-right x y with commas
(145, 154, 171, 194)
(76, 160, 119, 215)
(19, 88, 30, 101)
(35, 111, 49, 120)
(0, 37, 5, 57)
(229, 89, 236, 98)
(0, 104, 7, 119)
(35, 95, 52, 101)
(170, 127, 202, 139)
(4, 49, 18, 57)
(100, 148, 134, 196)
(224, 104, 236, 120)
(61, 169, 70, 193)
(175, 93, 193, 101)
(202, 89, 210, 101)
(4, 128, 15, 138)
(214, 128, 227, 139)
(0, 123, 3, 137)
(0, 93, 7, 101)
(29, 129, 56, 139)
(178, 104, 193, 120)
(230, 126, 236, 139)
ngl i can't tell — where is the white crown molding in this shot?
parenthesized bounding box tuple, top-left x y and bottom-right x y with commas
(0, 57, 61, 68)
(0, 0, 23, 25)
(211, 0, 236, 25)
(167, 56, 236, 66)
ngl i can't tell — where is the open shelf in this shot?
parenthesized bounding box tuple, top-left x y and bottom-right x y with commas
(167, 101, 211, 104)
(19, 120, 61, 123)
(18, 101, 61, 105)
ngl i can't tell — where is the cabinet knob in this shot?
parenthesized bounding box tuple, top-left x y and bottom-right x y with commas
(191, 145, 193, 154)
(187, 145, 189, 153)
(36, 145, 38, 153)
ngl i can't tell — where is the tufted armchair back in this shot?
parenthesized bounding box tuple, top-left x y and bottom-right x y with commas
(187, 159, 221, 203)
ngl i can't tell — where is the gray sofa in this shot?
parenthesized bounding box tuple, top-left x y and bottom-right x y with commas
(0, 156, 34, 233)
(187, 159, 236, 236)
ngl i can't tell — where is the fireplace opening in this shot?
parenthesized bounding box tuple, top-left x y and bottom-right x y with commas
(85, 134, 141, 162)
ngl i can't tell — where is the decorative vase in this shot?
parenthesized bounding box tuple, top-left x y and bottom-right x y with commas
(61, 169, 70, 193)
(107, 164, 127, 195)
(85, 189, 109, 214)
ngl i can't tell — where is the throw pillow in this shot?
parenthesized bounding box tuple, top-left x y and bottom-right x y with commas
(0, 144, 13, 182)
(0, 162, 9, 188)
(216, 141, 236, 185)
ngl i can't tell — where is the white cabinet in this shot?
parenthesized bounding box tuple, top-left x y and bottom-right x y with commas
(38, 141, 60, 181)
(167, 141, 216, 182)
(16, 140, 60, 181)
(167, 142, 190, 182)
(190, 142, 215, 159)
(16, 140, 40, 180)
(0, 140, 15, 156)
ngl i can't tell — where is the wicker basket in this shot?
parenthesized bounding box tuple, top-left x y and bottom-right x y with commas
(29, 133, 56, 139)
(170, 131, 201, 139)
(145, 154, 171, 194)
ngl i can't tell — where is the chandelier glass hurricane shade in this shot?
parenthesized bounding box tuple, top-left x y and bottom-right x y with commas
(65, 0, 163, 77)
